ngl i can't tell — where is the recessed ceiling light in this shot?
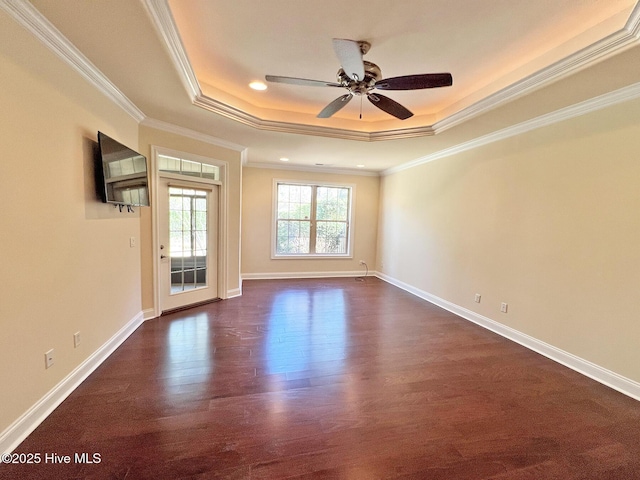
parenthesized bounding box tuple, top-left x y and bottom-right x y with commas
(357, 164, 365, 168)
(279, 157, 289, 162)
(249, 81, 267, 91)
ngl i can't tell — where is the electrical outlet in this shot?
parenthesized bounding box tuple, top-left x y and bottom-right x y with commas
(45, 349, 54, 369)
(359, 260, 366, 265)
(475, 294, 481, 303)
(501, 302, 508, 313)
(129, 236, 136, 248)
(74, 331, 81, 348)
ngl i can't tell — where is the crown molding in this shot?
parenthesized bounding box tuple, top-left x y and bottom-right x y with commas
(140, 0, 200, 99)
(7, 0, 640, 144)
(146, 0, 640, 142)
(0, 0, 145, 123)
(383, 80, 640, 176)
(194, 90, 435, 141)
(244, 161, 379, 177)
(193, 95, 372, 141)
(141, 118, 247, 152)
(143, 0, 434, 142)
(433, 3, 640, 135)
(195, 93, 437, 141)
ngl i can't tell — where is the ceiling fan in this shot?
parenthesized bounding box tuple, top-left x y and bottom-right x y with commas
(265, 38, 453, 120)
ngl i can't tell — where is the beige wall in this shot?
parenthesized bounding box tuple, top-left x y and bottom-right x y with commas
(0, 13, 143, 433)
(242, 167, 379, 277)
(377, 96, 640, 383)
(3, 0, 638, 447)
(138, 126, 244, 307)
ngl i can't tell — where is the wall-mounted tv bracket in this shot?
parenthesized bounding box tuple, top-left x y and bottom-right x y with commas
(114, 204, 135, 213)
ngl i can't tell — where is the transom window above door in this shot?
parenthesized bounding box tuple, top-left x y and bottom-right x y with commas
(158, 154, 220, 181)
(273, 181, 353, 258)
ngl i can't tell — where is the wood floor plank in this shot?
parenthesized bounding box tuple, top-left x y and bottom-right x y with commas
(2, 277, 640, 479)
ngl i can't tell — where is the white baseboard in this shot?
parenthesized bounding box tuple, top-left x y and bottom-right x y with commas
(242, 270, 365, 280)
(143, 308, 157, 321)
(376, 272, 640, 402)
(0, 311, 145, 454)
(5, 274, 635, 455)
(226, 287, 242, 298)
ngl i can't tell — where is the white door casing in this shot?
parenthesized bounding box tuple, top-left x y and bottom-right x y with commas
(150, 146, 229, 317)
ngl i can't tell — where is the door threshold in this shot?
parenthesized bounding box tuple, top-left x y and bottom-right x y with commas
(161, 297, 222, 316)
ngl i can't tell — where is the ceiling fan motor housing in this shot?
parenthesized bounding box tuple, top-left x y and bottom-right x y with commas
(337, 61, 381, 95)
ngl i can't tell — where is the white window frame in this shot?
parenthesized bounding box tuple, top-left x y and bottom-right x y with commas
(271, 179, 355, 259)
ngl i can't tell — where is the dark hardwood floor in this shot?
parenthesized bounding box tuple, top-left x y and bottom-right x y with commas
(3, 277, 640, 479)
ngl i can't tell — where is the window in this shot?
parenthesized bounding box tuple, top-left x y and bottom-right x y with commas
(169, 187, 208, 259)
(274, 182, 353, 257)
(158, 154, 219, 180)
(168, 187, 208, 292)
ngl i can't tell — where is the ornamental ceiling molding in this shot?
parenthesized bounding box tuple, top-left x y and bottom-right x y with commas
(140, 118, 247, 152)
(3, 0, 640, 141)
(0, 0, 146, 123)
(383, 80, 640, 176)
(143, 0, 640, 142)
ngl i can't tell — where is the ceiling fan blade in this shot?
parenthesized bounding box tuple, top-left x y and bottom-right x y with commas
(265, 75, 342, 88)
(375, 73, 453, 90)
(367, 93, 413, 120)
(317, 94, 353, 118)
(332, 39, 365, 81)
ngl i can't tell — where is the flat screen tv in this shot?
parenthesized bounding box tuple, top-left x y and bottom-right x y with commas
(97, 131, 150, 208)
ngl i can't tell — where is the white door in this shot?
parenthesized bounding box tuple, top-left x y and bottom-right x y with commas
(158, 179, 218, 312)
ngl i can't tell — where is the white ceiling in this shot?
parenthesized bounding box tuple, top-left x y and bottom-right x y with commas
(18, 0, 640, 172)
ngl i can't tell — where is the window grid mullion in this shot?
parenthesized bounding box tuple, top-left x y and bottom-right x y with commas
(309, 185, 318, 254)
(190, 196, 196, 258)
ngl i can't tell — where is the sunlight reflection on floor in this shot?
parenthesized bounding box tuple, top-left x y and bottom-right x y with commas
(265, 288, 347, 375)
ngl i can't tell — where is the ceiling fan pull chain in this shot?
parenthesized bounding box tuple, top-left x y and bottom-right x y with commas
(359, 95, 363, 119)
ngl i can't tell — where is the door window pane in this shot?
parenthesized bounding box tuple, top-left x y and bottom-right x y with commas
(168, 187, 208, 293)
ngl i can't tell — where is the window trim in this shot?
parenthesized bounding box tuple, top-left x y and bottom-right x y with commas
(271, 179, 355, 259)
